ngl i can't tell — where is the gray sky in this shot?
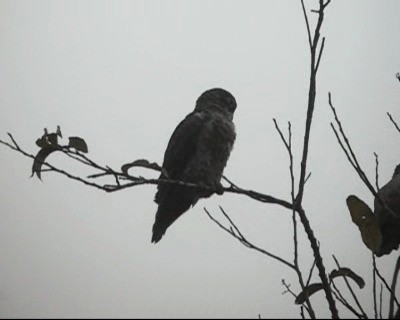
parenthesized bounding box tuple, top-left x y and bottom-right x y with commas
(0, 0, 400, 318)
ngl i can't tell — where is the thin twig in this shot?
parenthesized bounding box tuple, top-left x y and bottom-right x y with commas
(315, 37, 325, 72)
(300, 0, 312, 49)
(374, 152, 380, 190)
(372, 255, 400, 314)
(333, 255, 368, 319)
(328, 92, 377, 196)
(306, 260, 317, 287)
(387, 112, 400, 135)
(282, 279, 298, 298)
(204, 207, 296, 270)
(380, 284, 383, 319)
(331, 280, 366, 319)
(331, 282, 366, 318)
(389, 255, 400, 319)
(274, 119, 316, 319)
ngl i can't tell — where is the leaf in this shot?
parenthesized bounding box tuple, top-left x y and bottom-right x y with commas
(31, 146, 58, 179)
(36, 136, 48, 148)
(46, 133, 59, 145)
(68, 136, 88, 153)
(346, 195, 382, 254)
(330, 267, 365, 289)
(121, 159, 163, 176)
(295, 283, 324, 305)
(36, 127, 61, 148)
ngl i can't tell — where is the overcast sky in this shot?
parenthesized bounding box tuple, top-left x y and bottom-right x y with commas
(1, 0, 400, 318)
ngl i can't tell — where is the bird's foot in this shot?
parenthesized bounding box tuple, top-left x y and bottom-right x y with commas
(215, 182, 224, 195)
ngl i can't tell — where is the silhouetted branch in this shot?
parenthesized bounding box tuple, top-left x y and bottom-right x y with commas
(274, 118, 316, 318)
(0, 133, 295, 211)
(374, 152, 380, 190)
(372, 256, 400, 318)
(297, 1, 338, 317)
(380, 284, 383, 319)
(204, 207, 296, 270)
(387, 112, 400, 135)
(389, 256, 400, 319)
(333, 255, 368, 319)
(329, 93, 377, 197)
(330, 280, 366, 319)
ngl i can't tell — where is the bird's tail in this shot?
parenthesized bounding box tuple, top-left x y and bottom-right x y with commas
(151, 191, 194, 243)
(151, 220, 165, 243)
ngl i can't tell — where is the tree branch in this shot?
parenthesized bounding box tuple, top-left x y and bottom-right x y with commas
(204, 207, 296, 270)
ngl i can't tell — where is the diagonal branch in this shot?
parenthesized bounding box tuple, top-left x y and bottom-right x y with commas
(333, 255, 368, 319)
(204, 207, 296, 270)
(387, 112, 400, 135)
(329, 93, 378, 197)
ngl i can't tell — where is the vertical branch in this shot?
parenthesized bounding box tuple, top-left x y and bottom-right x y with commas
(297, 1, 338, 318)
(374, 153, 380, 190)
(389, 255, 400, 319)
(380, 284, 383, 319)
(373, 254, 378, 319)
(274, 119, 316, 318)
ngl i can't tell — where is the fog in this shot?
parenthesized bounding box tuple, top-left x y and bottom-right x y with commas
(1, 0, 400, 318)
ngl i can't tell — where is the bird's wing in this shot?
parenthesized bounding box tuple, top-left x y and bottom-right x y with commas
(154, 111, 207, 204)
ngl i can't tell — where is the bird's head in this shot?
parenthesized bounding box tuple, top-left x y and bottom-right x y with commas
(194, 88, 237, 116)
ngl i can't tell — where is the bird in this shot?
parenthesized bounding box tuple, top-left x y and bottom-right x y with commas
(373, 164, 400, 256)
(151, 88, 237, 243)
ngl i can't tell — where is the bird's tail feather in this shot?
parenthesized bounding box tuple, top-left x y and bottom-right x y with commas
(151, 190, 194, 243)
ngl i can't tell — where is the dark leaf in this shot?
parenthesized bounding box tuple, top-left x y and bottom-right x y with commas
(46, 133, 59, 145)
(36, 136, 48, 148)
(68, 137, 88, 153)
(295, 283, 324, 305)
(121, 159, 162, 176)
(346, 195, 382, 254)
(330, 267, 365, 289)
(36, 127, 60, 148)
(31, 146, 58, 179)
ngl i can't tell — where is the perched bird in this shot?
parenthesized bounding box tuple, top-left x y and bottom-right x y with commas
(374, 164, 400, 256)
(152, 88, 237, 243)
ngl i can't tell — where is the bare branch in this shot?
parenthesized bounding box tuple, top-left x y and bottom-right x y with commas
(296, 1, 338, 316)
(0, 134, 295, 211)
(204, 207, 296, 270)
(380, 284, 383, 320)
(331, 280, 366, 319)
(387, 112, 400, 135)
(333, 255, 368, 319)
(329, 92, 378, 197)
(374, 152, 380, 190)
(300, 0, 312, 49)
(389, 255, 400, 319)
(373, 255, 378, 319)
(274, 118, 316, 318)
(315, 37, 326, 72)
(306, 260, 317, 287)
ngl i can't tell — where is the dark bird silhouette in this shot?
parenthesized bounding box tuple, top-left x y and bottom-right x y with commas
(374, 164, 400, 256)
(152, 88, 237, 243)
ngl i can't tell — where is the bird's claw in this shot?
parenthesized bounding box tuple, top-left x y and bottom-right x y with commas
(215, 182, 224, 195)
